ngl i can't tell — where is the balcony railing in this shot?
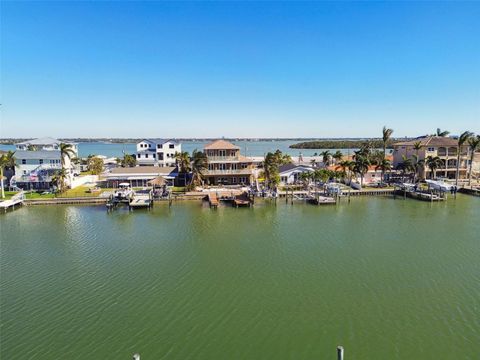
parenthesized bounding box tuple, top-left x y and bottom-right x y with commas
(204, 169, 253, 176)
(207, 156, 240, 162)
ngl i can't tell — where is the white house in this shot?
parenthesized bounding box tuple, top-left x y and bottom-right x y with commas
(136, 139, 181, 167)
(279, 164, 315, 185)
(12, 137, 79, 190)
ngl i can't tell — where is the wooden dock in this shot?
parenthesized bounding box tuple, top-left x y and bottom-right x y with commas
(233, 192, 253, 207)
(129, 190, 153, 209)
(0, 192, 25, 212)
(208, 193, 219, 208)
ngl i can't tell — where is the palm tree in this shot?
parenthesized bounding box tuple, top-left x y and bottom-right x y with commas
(332, 150, 343, 164)
(52, 168, 68, 192)
(436, 128, 450, 137)
(455, 131, 473, 188)
(425, 156, 442, 179)
(382, 126, 394, 159)
(59, 143, 75, 168)
(0, 151, 16, 198)
(336, 160, 354, 183)
(190, 150, 208, 188)
(353, 156, 370, 187)
(298, 171, 312, 188)
(396, 155, 414, 182)
(310, 158, 317, 168)
(467, 135, 480, 186)
(320, 150, 331, 168)
(175, 151, 191, 186)
(375, 159, 391, 184)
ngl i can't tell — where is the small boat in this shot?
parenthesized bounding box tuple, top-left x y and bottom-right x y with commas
(425, 180, 453, 192)
(114, 183, 133, 201)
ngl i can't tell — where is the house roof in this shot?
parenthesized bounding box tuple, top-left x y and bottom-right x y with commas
(393, 136, 459, 147)
(279, 163, 314, 173)
(15, 150, 61, 160)
(204, 139, 240, 150)
(16, 137, 75, 146)
(108, 166, 176, 175)
(139, 139, 179, 146)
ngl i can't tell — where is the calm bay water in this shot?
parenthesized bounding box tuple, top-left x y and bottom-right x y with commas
(0, 140, 358, 158)
(1, 196, 479, 359)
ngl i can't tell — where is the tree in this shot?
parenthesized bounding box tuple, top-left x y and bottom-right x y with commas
(298, 171, 312, 188)
(467, 135, 480, 185)
(52, 168, 68, 192)
(332, 150, 343, 164)
(59, 143, 75, 167)
(336, 160, 354, 183)
(436, 128, 450, 137)
(190, 150, 208, 188)
(175, 151, 191, 186)
(263, 150, 291, 189)
(353, 156, 370, 187)
(0, 151, 16, 198)
(87, 157, 104, 175)
(455, 131, 473, 188)
(396, 155, 414, 182)
(425, 156, 442, 179)
(320, 150, 331, 168)
(382, 126, 394, 159)
(375, 159, 391, 184)
(119, 154, 136, 167)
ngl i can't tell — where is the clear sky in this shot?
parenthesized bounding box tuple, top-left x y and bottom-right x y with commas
(1, 1, 479, 138)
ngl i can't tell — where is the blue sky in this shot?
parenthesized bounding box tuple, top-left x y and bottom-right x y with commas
(1, 1, 479, 138)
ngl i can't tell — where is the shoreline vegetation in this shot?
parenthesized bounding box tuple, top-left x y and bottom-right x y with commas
(1, 137, 407, 145)
(289, 138, 407, 149)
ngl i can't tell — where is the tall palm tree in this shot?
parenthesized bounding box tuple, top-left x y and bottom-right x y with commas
(190, 150, 208, 188)
(59, 143, 75, 168)
(382, 126, 394, 159)
(425, 156, 442, 179)
(320, 150, 331, 168)
(336, 160, 355, 184)
(436, 128, 450, 137)
(455, 131, 473, 188)
(353, 156, 370, 187)
(175, 151, 191, 186)
(412, 155, 424, 183)
(467, 135, 480, 186)
(0, 151, 16, 199)
(310, 158, 317, 168)
(332, 150, 343, 164)
(52, 168, 68, 192)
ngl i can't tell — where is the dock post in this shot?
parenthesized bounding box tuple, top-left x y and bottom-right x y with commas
(348, 189, 351, 203)
(337, 346, 344, 360)
(133, 353, 140, 360)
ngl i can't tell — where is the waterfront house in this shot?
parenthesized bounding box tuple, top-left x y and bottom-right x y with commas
(279, 164, 314, 185)
(393, 136, 471, 180)
(12, 137, 79, 190)
(203, 140, 254, 185)
(136, 139, 181, 167)
(102, 166, 178, 187)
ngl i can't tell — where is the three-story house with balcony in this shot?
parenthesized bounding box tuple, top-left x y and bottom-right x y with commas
(393, 135, 472, 180)
(13, 137, 79, 190)
(136, 139, 181, 167)
(203, 140, 254, 185)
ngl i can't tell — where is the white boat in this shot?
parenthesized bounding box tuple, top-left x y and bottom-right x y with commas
(425, 180, 453, 192)
(114, 183, 133, 200)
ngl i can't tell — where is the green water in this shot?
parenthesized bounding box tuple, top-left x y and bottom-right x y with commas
(1, 196, 479, 359)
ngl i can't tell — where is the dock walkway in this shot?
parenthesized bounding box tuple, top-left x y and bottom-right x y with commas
(0, 192, 25, 212)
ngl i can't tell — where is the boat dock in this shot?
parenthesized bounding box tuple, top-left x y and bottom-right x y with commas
(233, 192, 253, 207)
(0, 192, 25, 212)
(129, 190, 154, 209)
(207, 192, 219, 208)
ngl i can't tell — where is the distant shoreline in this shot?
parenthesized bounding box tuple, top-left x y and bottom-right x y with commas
(0, 137, 412, 145)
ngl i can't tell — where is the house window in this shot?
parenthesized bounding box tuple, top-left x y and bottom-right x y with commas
(239, 177, 246, 183)
(427, 147, 435, 152)
(153, 154, 156, 159)
(39, 159, 43, 164)
(159, 153, 164, 160)
(232, 177, 237, 184)
(137, 154, 140, 158)
(148, 144, 151, 148)
(145, 154, 149, 158)
(157, 144, 161, 149)
(169, 144, 175, 149)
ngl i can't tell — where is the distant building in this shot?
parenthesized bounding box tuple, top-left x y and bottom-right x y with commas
(12, 137, 79, 190)
(393, 136, 472, 180)
(203, 140, 254, 185)
(136, 139, 181, 167)
(279, 164, 314, 184)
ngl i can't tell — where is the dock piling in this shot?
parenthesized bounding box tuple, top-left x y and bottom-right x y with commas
(133, 353, 140, 360)
(337, 346, 344, 360)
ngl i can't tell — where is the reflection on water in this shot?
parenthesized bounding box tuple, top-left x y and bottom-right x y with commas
(1, 196, 479, 359)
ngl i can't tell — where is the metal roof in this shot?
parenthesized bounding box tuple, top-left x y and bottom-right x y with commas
(16, 137, 76, 146)
(15, 150, 61, 160)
